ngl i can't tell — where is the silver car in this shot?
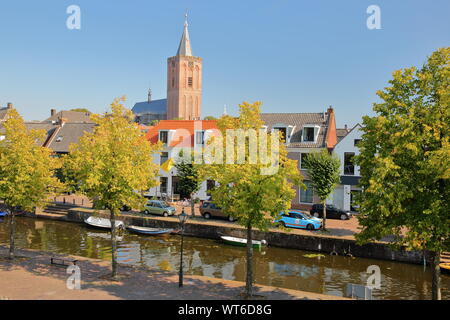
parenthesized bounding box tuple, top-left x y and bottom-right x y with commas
(143, 200, 176, 217)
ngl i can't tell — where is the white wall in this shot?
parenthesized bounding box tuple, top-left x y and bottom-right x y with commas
(332, 125, 363, 176)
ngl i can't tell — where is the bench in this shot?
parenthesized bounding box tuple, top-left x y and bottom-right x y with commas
(50, 257, 78, 267)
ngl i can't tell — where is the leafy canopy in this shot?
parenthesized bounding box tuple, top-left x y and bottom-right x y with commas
(355, 47, 450, 253)
(64, 97, 161, 211)
(198, 101, 303, 230)
(303, 150, 341, 202)
(175, 150, 202, 198)
(0, 108, 62, 211)
(70, 108, 91, 114)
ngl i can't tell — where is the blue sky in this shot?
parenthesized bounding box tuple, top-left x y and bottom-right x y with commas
(0, 0, 449, 127)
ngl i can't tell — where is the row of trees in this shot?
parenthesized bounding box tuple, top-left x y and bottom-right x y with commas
(0, 48, 447, 299)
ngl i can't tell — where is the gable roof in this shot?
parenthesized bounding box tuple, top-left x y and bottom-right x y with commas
(336, 128, 350, 142)
(334, 124, 362, 147)
(132, 99, 167, 115)
(46, 123, 96, 153)
(260, 112, 330, 148)
(44, 110, 93, 123)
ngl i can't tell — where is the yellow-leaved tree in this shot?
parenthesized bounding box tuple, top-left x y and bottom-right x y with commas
(198, 101, 303, 298)
(0, 108, 62, 259)
(63, 97, 161, 278)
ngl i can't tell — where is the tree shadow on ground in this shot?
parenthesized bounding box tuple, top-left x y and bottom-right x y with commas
(0, 246, 308, 300)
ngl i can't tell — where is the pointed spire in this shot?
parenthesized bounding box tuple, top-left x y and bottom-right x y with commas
(176, 13, 193, 56)
(223, 104, 227, 116)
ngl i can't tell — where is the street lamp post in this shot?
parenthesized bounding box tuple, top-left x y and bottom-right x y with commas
(178, 207, 188, 287)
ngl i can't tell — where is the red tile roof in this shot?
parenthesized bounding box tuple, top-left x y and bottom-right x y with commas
(145, 120, 219, 147)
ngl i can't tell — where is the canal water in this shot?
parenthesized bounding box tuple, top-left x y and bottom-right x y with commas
(0, 217, 448, 300)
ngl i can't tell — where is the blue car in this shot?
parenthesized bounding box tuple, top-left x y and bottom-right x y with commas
(275, 210, 322, 230)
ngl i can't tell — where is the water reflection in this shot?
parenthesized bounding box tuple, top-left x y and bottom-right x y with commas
(0, 217, 448, 300)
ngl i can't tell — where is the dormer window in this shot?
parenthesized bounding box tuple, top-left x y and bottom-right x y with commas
(159, 131, 168, 144)
(304, 127, 314, 141)
(55, 136, 63, 142)
(273, 127, 287, 142)
(302, 125, 320, 143)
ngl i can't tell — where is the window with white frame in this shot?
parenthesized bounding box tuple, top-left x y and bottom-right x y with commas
(273, 127, 287, 142)
(300, 153, 309, 169)
(300, 181, 314, 203)
(159, 131, 168, 144)
(303, 127, 315, 142)
(160, 152, 169, 165)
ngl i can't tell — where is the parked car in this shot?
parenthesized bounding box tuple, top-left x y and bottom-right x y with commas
(120, 205, 131, 212)
(310, 204, 352, 220)
(142, 200, 176, 217)
(199, 201, 235, 222)
(275, 210, 322, 230)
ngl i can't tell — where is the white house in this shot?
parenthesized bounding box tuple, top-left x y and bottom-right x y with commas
(329, 124, 363, 211)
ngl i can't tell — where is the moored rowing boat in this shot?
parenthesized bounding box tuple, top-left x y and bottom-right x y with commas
(127, 225, 174, 236)
(220, 235, 267, 249)
(84, 216, 125, 230)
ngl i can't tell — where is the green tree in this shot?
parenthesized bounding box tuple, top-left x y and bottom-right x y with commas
(355, 48, 450, 300)
(0, 108, 61, 259)
(203, 116, 217, 120)
(175, 150, 202, 217)
(70, 108, 91, 113)
(199, 101, 302, 298)
(64, 96, 161, 278)
(303, 150, 341, 231)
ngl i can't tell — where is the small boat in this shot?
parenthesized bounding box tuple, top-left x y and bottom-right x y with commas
(220, 236, 267, 249)
(84, 216, 125, 230)
(440, 263, 450, 275)
(0, 211, 8, 217)
(127, 225, 174, 236)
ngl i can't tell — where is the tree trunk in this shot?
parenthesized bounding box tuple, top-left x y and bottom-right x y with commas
(110, 208, 118, 279)
(8, 209, 15, 260)
(322, 201, 327, 231)
(190, 193, 195, 217)
(431, 251, 441, 300)
(245, 224, 253, 298)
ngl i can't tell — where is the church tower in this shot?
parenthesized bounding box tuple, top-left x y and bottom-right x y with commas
(167, 15, 202, 120)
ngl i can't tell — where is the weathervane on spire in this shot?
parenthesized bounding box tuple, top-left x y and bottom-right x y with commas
(184, 11, 188, 27)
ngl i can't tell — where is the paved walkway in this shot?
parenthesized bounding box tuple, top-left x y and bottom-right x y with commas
(0, 247, 348, 300)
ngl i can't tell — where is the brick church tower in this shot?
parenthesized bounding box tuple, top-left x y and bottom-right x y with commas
(167, 15, 202, 120)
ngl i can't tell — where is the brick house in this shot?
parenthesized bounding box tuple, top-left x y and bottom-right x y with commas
(260, 106, 338, 210)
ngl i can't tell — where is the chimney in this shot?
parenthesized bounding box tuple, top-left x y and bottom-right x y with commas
(344, 124, 348, 131)
(51, 109, 56, 116)
(7, 102, 13, 109)
(327, 105, 334, 114)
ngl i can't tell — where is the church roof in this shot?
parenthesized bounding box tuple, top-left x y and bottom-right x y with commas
(132, 99, 167, 115)
(176, 18, 192, 56)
